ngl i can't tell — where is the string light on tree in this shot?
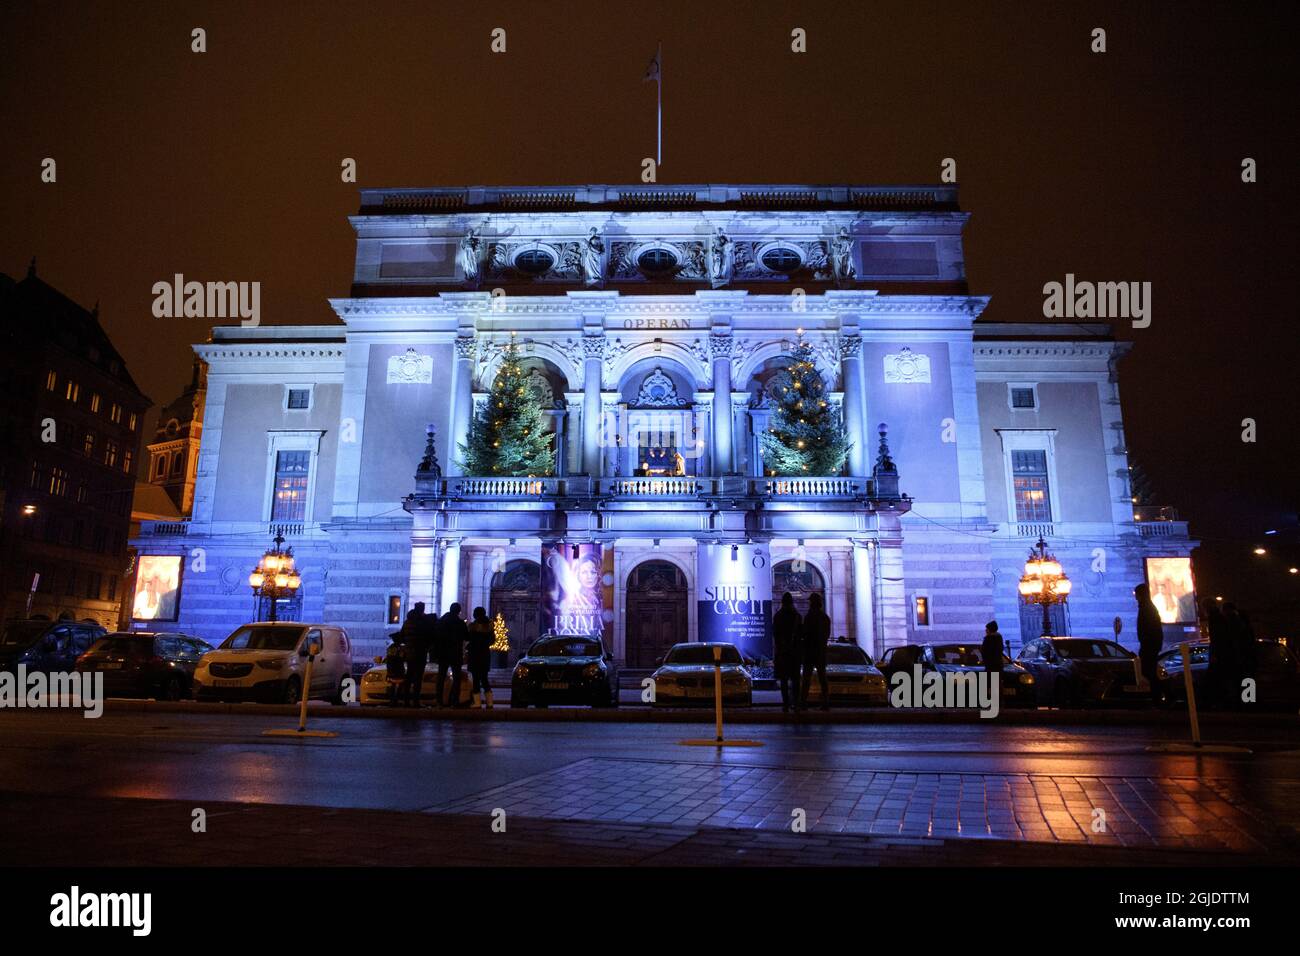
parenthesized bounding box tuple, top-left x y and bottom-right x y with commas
(459, 335, 556, 476)
(491, 612, 510, 652)
(759, 338, 849, 476)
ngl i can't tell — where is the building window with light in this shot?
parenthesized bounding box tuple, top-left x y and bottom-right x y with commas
(1011, 450, 1052, 522)
(65, 380, 80, 402)
(270, 450, 310, 522)
(90, 393, 102, 413)
(46, 370, 57, 391)
(110, 403, 123, 423)
(914, 595, 931, 627)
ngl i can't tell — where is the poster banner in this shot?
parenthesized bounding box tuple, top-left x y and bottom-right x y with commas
(1145, 556, 1197, 624)
(132, 555, 183, 622)
(697, 542, 772, 660)
(540, 542, 609, 640)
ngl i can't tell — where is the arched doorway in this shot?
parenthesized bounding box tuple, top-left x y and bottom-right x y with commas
(624, 560, 688, 668)
(489, 560, 541, 665)
(772, 559, 825, 618)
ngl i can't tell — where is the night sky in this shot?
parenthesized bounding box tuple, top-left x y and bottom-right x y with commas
(3, 1, 1295, 620)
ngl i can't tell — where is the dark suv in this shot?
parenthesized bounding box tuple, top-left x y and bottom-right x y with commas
(76, 632, 214, 700)
(0, 619, 107, 676)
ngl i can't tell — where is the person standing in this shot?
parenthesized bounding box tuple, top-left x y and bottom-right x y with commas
(466, 606, 494, 709)
(772, 592, 803, 713)
(383, 632, 407, 707)
(1203, 598, 1232, 709)
(1133, 584, 1163, 703)
(401, 602, 435, 707)
(1223, 603, 1254, 710)
(435, 602, 469, 708)
(981, 621, 1005, 675)
(798, 592, 831, 711)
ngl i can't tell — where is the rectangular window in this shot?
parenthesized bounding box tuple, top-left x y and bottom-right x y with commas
(64, 569, 77, 596)
(1010, 387, 1037, 409)
(270, 450, 310, 521)
(83, 432, 96, 457)
(65, 381, 80, 402)
(1012, 450, 1052, 522)
(154, 455, 167, 478)
(128, 412, 138, 431)
(286, 388, 311, 410)
(123, 449, 133, 474)
(914, 595, 930, 627)
(387, 594, 403, 625)
(110, 403, 123, 423)
(107, 575, 118, 602)
(49, 466, 70, 497)
(46, 370, 57, 391)
(90, 393, 102, 413)
(104, 441, 119, 469)
(85, 571, 102, 601)
(170, 454, 183, 476)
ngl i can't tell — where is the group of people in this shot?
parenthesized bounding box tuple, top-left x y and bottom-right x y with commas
(1200, 597, 1258, 709)
(771, 591, 834, 711)
(383, 602, 495, 708)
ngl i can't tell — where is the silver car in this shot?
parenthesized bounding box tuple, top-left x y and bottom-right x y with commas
(650, 642, 753, 707)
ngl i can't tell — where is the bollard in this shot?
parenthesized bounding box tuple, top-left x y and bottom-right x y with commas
(297, 650, 315, 733)
(713, 644, 724, 743)
(1180, 642, 1201, 747)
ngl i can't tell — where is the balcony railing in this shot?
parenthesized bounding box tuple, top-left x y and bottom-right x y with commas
(758, 476, 863, 499)
(1136, 520, 1189, 538)
(419, 475, 887, 503)
(138, 520, 190, 536)
(1014, 522, 1056, 538)
(600, 476, 703, 498)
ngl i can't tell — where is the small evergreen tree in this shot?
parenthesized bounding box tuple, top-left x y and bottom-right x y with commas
(759, 340, 849, 475)
(1127, 460, 1156, 506)
(459, 339, 556, 476)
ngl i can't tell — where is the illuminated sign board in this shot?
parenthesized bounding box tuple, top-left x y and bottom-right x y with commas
(132, 554, 183, 622)
(1144, 556, 1197, 624)
(697, 543, 772, 660)
(540, 542, 609, 640)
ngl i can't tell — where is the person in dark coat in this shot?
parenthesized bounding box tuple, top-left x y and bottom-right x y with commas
(1223, 603, 1254, 709)
(1203, 598, 1232, 709)
(400, 602, 436, 707)
(772, 592, 803, 713)
(466, 606, 494, 709)
(435, 602, 469, 707)
(981, 621, 1004, 674)
(798, 592, 831, 711)
(383, 632, 407, 706)
(1133, 584, 1164, 702)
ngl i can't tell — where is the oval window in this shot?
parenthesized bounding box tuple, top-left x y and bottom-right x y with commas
(515, 249, 555, 275)
(637, 247, 679, 275)
(761, 246, 803, 274)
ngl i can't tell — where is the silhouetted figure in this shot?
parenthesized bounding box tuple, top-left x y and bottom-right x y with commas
(981, 621, 1004, 675)
(1203, 598, 1232, 709)
(798, 592, 831, 711)
(1224, 603, 1255, 709)
(772, 592, 803, 713)
(383, 632, 407, 707)
(466, 606, 494, 709)
(1134, 584, 1164, 703)
(435, 602, 469, 707)
(401, 602, 436, 707)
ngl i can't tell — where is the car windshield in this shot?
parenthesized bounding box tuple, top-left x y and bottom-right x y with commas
(94, 636, 154, 657)
(826, 645, 868, 666)
(931, 645, 985, 666)
(220, 625, 305, 651)
(1161, 646, 1209, 665)
(529, 638, 603, 658)
(1053, 640, 1129, 659)
(0, 621, 50, 649)
(665, 645, 742, 665)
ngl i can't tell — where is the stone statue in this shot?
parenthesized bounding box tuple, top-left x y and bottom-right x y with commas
(580, 228, 605, 287)
(458, 228, 483, 287)
(709, 228, 734, 289)
(831, 227, 856, 287)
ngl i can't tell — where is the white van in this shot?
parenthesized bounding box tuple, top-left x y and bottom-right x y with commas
(193, 622, 353, 704)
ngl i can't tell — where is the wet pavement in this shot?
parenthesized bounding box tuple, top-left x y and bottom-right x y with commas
(2, 708, 1297, 864)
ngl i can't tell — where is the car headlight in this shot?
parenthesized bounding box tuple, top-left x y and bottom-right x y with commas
(1156, 665, 1169, 680)
(1019, 673, 1035, 685)
(363, 671, 387, 684)
(515, 665, 530, 680)
(582, 663, 603, 679)
(256, 658, 288, 670)
(653, 673, 674, 685)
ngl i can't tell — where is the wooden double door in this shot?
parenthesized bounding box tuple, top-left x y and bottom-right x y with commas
(624, 560, 688, 668)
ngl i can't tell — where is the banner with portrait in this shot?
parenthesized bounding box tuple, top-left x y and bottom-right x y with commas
(540, 542, 609, 641)
(1145, 556, 1197, 624)
(132, 555, 183, 622)
(696, 542, 773, 660)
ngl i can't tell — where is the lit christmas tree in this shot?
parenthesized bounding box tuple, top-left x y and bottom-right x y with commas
(491, 612, 510, 652)
(760, 339, 849, 476)
(459, 336, 556, 476)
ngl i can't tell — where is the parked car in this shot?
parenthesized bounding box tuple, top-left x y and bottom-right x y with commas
(878, 643, 1036, 707)
(75, 632, 214, 700)
(801, 642, 888, 706)
(1157, 639, 1300, 710)
(0, 619, 106, 676)
(650, 642, 753, 707)
(1017, 637, 1149, 707)
(359, 658, 473, 707)
(193, 623, 353, 704)
(511, 635, 619, 708)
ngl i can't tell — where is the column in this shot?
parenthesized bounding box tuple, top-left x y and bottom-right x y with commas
(580, 335, 605, 475)
(439, 539, 462, 614)
(447, 334, 476, 476)
(709, 332, 734, 475)
(409, 518, 437, 611)
(851, 540, 876, 655)
(840, 333, 868, 475)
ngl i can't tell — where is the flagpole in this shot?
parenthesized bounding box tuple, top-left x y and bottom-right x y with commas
(657, 41, 662, 166)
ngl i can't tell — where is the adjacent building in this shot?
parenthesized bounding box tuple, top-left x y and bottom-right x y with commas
(129, 184, 1197, 663)
(0, 262, 151, 628)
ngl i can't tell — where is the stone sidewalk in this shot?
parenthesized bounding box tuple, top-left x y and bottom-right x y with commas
(428, 757, 1295, 854)
(1, 791, 1286, 867)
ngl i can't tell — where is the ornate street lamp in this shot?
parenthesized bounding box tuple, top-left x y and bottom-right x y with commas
(1018, 536, 1072, 637)
(248, 532, 301, 623)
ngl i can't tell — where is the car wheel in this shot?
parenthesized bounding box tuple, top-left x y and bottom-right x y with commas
(163, 676, 185, 701)
(283, 676, 302, 705)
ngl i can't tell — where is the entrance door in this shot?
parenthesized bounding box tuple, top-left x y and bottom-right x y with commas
(489, 560, 541, 665)
(625, 560, 688, 668)
(772, 559, 826, 619)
